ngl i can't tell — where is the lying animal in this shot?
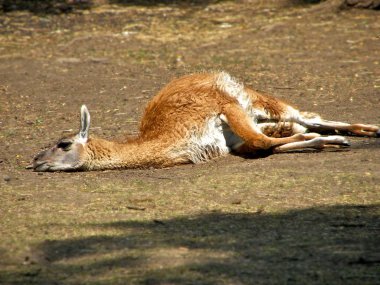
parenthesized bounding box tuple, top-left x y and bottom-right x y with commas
(30, 72, 380, 171)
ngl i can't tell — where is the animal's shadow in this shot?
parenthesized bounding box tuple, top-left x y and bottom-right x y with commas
(3, 204, 379, 284)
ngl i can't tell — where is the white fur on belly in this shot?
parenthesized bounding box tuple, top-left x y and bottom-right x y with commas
(169, 116, 230, 163)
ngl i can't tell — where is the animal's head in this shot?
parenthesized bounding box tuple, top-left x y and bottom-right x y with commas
(31, 105, 91, 172)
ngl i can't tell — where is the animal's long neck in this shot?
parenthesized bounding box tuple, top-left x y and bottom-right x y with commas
(82, 138, 173, 170)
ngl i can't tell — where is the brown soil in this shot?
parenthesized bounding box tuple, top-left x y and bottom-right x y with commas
(0, 1, 379, 284)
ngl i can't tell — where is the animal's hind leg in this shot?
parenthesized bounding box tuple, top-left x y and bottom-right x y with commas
(255, 116, 352, 154)
(234, 122, 323, 154)
(273, 136, 350, 153)
(258, 122, 311, 138)
(298, 112, 380, 137)
(221, 103, 310, 150)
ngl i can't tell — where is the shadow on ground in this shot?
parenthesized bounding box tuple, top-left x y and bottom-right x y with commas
(2, 204, 379, 284)
(0, 0, 229, 14)
(0, 0, 91, 14)
(0, 0, 336, 14)
(111, 0, 228, 6)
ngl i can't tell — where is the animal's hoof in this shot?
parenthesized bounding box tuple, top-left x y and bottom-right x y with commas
(342, 141, 351, 147)
(377, 129, 380, 138)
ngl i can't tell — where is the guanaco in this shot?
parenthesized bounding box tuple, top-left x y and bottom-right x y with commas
(30, 72, 379, 172)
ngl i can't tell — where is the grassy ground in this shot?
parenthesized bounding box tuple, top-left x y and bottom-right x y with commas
(0, 0, 379, 284)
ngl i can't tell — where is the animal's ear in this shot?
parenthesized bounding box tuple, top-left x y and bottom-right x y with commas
(79, 105, 90, 141)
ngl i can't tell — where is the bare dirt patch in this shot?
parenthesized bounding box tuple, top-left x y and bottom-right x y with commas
(0, 1, 379, 284)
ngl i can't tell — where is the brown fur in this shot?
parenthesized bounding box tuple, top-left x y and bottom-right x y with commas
(247, 89, 287, 120)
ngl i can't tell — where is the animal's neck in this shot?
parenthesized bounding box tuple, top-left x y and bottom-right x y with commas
(82, 138, 171, 170)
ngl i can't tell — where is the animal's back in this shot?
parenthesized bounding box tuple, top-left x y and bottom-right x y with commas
(139, 73, 228, 140)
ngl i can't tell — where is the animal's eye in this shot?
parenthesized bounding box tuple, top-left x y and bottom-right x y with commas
(57, 141, 72, 150)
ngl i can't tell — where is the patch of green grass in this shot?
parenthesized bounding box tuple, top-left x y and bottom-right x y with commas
(0, 129, 16, 138)
(125, 49, 157, 63)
